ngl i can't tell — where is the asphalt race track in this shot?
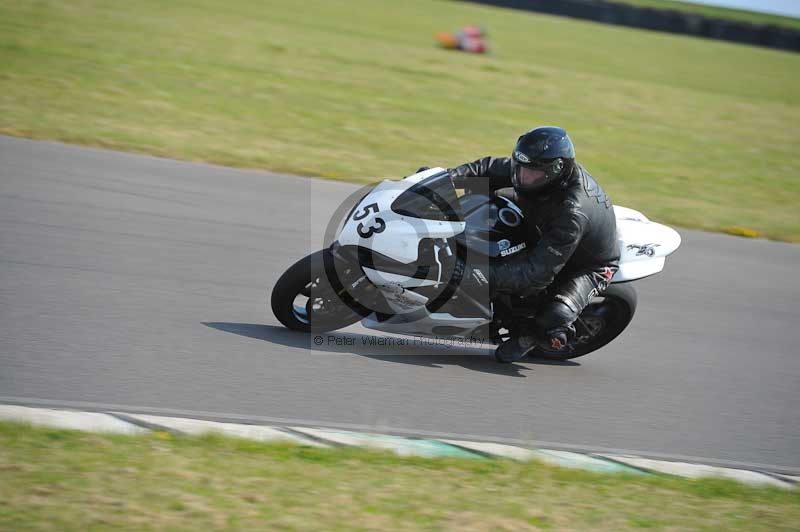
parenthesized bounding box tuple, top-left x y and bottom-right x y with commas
(1, 136, 798, 472)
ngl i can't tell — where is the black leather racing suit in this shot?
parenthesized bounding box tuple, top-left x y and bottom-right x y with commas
(449, 157, 621, 335)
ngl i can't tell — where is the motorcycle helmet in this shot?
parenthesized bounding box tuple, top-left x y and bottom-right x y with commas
(510, 126, 575, 194)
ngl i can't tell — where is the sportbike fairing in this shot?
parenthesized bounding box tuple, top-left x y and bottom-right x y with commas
(612, 206, 682, 282)
(337, 169, 530, 266)
(336, 169, 490, 325)
(456, 194, 530, 260)
(337, 169, 466, 266)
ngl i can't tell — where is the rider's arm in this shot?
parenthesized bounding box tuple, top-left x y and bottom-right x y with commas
(524, 202, 590, 290)
(448, 156, 512, 191)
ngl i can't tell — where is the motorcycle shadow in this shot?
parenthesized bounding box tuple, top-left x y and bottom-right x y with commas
(203, 323, 580, 377)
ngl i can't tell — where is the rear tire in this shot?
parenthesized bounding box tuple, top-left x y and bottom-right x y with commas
(270, 249, 361, 333)
(532, 283, 638, 361)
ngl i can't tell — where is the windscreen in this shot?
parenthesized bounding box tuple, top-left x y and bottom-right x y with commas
(391, 171, 462, 222)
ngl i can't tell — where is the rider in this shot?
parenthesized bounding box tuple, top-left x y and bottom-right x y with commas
(446, 126, 620, 363)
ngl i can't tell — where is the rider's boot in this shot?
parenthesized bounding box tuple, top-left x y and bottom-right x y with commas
(494, 334, 537, 363)
(495, 325, 575, 363)
(538, 326, 575, 352)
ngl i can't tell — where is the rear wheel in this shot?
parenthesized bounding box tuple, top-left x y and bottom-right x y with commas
(533, 283, 638, 361)
(270, 249, 361, 333)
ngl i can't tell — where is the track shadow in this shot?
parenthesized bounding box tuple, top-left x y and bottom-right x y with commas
(203, 323, 579, 378)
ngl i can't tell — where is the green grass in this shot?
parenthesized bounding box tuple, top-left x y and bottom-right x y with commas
(1, 422, 798, 531)
(1, 0, 799, 241)
(613, 0, 800, 30)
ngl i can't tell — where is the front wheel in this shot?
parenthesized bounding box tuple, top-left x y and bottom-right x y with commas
(533, 283, 638, 361)
(270, 249, 361, 333)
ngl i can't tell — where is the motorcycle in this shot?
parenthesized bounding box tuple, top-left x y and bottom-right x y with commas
(271, 168, 681, 360)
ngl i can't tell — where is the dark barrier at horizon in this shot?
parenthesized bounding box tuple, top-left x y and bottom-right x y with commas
(464, 0, 800, 53)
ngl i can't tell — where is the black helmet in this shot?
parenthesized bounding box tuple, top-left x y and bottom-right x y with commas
(510, 126, 575, 193)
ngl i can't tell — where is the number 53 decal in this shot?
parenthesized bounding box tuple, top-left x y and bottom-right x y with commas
(352, 202, 386, 238)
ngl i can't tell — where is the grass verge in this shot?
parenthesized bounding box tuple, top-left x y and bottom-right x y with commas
(1, 0, 799, 240)
(1, 422, 798, 531)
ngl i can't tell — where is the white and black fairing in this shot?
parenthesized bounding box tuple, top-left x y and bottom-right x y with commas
(455, 193, 532, 261)
(327, 169, 534, 339)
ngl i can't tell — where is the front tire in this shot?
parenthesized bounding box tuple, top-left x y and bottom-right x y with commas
(533, 283, 638, 361)
(270, 249, 361, 333)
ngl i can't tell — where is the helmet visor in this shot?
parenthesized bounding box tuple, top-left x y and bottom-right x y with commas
(514, 164, 547, 188)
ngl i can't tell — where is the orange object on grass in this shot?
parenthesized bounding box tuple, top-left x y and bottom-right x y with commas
(436, 32, 459, 49)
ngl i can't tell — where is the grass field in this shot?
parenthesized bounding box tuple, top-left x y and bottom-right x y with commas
(1, 0, 798, 241)
(614, 0, 800, 29)
(1, 422, 798, 531)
